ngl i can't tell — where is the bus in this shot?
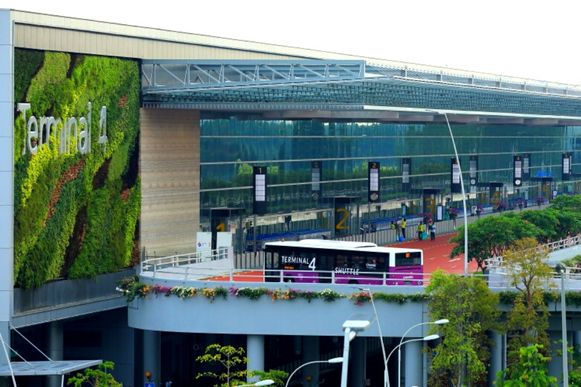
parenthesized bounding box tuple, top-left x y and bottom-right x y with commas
(264, 239, 423, 285)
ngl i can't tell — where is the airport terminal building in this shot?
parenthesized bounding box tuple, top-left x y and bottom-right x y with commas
(1, 9, 581, 386)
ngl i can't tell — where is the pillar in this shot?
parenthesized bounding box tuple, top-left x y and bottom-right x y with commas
(301, 336, 320, 387)
(489, 331, 504, 386)
(548, 330, 564, 385)
(143, 330, 161, 385)
(0, 8, 14, 369)
(247, 335, 265, 383)
(575, 331, 581, 353)
(349, 338, 367, 387)
(404, 340, 422, 387)
(47, 321, 64, 387)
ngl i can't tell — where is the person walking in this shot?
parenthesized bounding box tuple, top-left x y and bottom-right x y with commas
(395, 219, 402, 241)
(400, 217, 407, 240)
(429, 221, 436, 241)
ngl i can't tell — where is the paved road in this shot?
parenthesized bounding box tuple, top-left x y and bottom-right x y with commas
(389, 232, 478, 274)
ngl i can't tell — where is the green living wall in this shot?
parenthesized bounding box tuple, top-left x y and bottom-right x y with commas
(13, 49, 140, 288)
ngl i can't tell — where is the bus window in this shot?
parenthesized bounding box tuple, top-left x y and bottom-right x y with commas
(395, 251, 422, 266)
(336, 254, 348, 269)
(364, 257, 377, 271)
(266, 251, 279, 269)
(299, 251, 317, 270)
(351, 255, 365, 270)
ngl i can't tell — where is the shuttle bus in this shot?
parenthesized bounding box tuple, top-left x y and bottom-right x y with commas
(264, 239, 423, 285)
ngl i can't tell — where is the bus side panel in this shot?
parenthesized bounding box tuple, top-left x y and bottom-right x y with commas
(334, 273, 383, 285)
(387, 266, 423, 286)
(283, 270, 320, 283)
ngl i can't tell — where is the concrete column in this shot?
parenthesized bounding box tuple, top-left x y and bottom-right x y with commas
(143, 330, 161, 386)
(404, 340, 422, 387)
(102, 310, 135, 386)
(47, 321, 64, 387)
(489, 331, 504, 386)
(349, 338, 367, 387)
(574, 331, 581, 353)
(247, 334, 265, 383)
(0, 9, 14, 369)
(548, 330, 564, 385)
(301, 336, 320, 387)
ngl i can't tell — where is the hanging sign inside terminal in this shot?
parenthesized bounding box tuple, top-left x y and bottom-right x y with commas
(402, 158, 411, 191)
(469, 155, 478, 187)
(368, 161, 380, 203)
(514, 155, 523, 187)
(562, 153, 573, 181)
(451, 157, 461, 193)
(311, 161, 322, 200)
(17, 102, 108, 156)
(523, 153, 531, 179)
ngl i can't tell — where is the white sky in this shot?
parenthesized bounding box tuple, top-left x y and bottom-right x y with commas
(2, 0, 581, 85)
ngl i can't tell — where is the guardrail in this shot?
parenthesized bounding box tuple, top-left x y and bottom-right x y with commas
(546, 234, 581, 252)
(485, 233, 581, 269)
(141, 247, 231, 278)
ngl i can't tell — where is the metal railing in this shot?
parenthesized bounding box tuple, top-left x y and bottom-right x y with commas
(141, 247, 231, 278)
(545, 234, 581, 252)
(485, 233, 581, 269)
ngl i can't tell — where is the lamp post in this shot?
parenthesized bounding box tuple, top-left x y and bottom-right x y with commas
(556, 263, 569, 387)
(441, 112, 469, 276)
(284, 357, 342, 387)
(386, 334, 440, 387)
(236, 379, 275, 387)
(340, 319, 370, 387)
(397, 319, 449, 387)
(360, 288, 388, 387)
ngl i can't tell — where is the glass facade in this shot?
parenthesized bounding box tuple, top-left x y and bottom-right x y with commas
(200, 118, 581, 215)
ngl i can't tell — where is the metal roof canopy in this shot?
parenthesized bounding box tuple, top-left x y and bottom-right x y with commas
(0, 360, 102, 376)
(141, 59, 581, 121)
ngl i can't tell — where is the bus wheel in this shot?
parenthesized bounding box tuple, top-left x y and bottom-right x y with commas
(284, 278, 294, 283)
(348, 280, 358, 285)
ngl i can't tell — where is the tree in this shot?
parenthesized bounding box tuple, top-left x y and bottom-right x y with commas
(450, 214, 540, 272)
(67, 361, 122, 387)
(502, 238, 553, 363)
(195, 344, 247, 386)
(250, 370, 288, 386)
(426, 271, 500, 386)
(519, 210, 559, 243)
(496, 344, 556, 386)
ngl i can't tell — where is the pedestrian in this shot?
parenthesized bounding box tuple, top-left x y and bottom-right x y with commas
(400, 217, 407, 240)
(429, 222, 436, 241)
(476, 206, 482, 219)
(417, 222, 425, 240)
(395, 219, 402, 241)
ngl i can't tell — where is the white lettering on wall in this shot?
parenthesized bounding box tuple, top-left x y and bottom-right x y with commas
(17, 101, 107, 156)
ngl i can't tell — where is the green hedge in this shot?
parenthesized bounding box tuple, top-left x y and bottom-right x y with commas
(14, 50, 140, 288)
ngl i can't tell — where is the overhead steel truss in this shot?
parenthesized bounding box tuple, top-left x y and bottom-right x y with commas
(141, 59, 581, 118)
(142, 60, 367, 93)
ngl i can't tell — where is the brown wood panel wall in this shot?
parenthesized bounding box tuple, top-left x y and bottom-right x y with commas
(140, 108, 200, 256)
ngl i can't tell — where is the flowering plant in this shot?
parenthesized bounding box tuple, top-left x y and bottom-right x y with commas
(350, 291, 371, 305)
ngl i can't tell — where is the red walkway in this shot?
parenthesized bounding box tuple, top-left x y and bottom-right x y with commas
(389, 232, 477, 274)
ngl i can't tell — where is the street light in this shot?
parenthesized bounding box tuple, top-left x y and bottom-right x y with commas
(359, 288, 388, 387)
(441, 112, 469, 276)
(284, 357, 342, 387)
(236, 379, 275, 387)
(386, 334, 440, 387)
(556, 263, 569, 387)
(341, 319, 370, 387)
(397, 319, 449, 387)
